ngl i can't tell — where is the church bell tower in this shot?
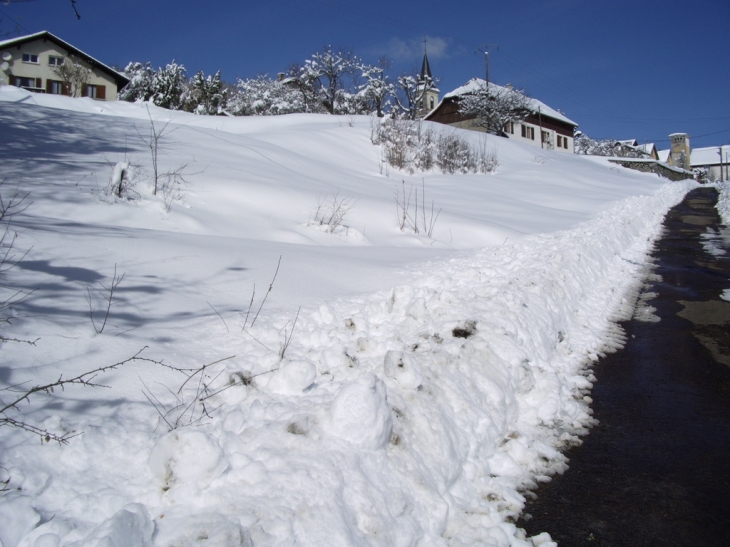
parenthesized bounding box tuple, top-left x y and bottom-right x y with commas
(417, 51, 439, 118)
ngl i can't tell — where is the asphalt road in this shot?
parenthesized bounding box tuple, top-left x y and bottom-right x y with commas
(520, 187, 730, 547)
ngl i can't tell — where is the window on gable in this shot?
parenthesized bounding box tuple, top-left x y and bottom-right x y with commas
(22, 53, 39, 64)
(49, 56, 65, 66)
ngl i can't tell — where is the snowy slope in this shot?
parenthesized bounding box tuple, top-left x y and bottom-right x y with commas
(0, 86, 695, 547)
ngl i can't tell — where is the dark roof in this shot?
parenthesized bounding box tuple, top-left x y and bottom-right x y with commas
(0, 31, 129, 89)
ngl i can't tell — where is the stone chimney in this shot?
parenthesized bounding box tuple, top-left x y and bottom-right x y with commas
(669, 133, 691, 170)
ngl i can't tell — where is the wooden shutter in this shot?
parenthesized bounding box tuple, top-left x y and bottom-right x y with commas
(7, 75, 14, 86)
(62, 82, 71, 96)
(96, 85, 106, 100)
(36, 77, 42, 89)
(46, 79, 53, 93)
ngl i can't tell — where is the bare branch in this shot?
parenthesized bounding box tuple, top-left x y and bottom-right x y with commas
(250, 256, 281, 328)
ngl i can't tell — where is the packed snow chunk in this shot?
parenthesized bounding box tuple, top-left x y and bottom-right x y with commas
(384, 350, 424, 390)
(75, 504, 153, 547)
(266, 359, 317, 394)
(530, 531, 557, 547)
(325, 372, 393, 449)
(153, 513, 252, 547)
(389, 284, 416, 314)
(0, 495, 40, 547)
(148, 430, 228, 490)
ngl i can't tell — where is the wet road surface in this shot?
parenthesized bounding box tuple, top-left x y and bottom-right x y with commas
(520, 187, 730, 547)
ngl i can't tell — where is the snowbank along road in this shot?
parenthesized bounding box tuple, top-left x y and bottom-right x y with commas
(0, 86, 698, 547)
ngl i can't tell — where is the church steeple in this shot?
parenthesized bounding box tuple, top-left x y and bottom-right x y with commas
(417, 50, 439, 118)
(420, 51, 433, 84)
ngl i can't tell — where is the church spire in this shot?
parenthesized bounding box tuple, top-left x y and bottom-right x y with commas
(420, 51, 433, 84)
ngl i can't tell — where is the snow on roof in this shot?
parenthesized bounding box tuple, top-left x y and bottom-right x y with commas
(0, 31, 128, 85)
(617, 139, 639, 146)
(657, 149, 670, 163)
(442, 78, 578, 126)
(636, 143, 656, 153)
(691, 144, 730, 167)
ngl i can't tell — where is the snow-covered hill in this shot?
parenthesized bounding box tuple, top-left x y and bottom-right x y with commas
(0, 86, 695, 547)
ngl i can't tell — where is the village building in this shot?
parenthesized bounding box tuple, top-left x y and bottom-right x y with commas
(416, 52, 439, 119)
(0, 31, 128, 100)
(424, 78, 578, 153)
(687, 145, 730, 181)
(665, 133, 691, 170)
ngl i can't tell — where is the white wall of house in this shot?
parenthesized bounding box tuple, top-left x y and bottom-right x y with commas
(444, 119, 574, 153)
(0, 40, 119, 100)
(506, 121, 574, 153)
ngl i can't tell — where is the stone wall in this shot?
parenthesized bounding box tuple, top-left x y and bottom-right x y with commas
(609, 159, 694, 182)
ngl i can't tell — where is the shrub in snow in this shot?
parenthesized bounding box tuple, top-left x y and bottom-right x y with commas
(118, 61, 155, 103)
(184, 70, 227, 115)
(574, 132, 650, 158)
(231, 74, 309, 116)
(106, 161, 139, 200)
(151, 61, 187, 111)
(324, 373, 392, 449)
(376, 118, 497, 175)
(308, 192, 356, 234)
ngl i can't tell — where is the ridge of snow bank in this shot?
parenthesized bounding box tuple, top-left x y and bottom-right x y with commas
(2, 181, 693, 547)
(714, 181, 730, 224)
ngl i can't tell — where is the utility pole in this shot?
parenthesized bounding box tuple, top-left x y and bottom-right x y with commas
(719, 147, 724, 182)
(538, 106, 544, 149)
(475, 43, 499, 87)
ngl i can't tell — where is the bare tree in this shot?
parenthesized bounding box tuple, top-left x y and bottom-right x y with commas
(359, 56, 393, 118)
(301, 47, 359, 114)
(135, 106, 174, 195)
(393, 74, 427, 120)
(52, 56, 91, 97)
(458, 81, 532, 135)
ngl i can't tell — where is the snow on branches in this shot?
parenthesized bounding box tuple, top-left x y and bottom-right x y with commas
(457, 81, 532, 135)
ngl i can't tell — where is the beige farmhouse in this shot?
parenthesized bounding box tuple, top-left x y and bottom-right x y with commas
(424, 78, 578, 153)
(0, 31, 128, 100)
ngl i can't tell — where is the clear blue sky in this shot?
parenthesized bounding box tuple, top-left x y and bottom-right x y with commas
(3, 0, 729, 149)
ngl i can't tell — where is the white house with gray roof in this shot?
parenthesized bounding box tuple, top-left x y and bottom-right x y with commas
(0, 31, 128, 100)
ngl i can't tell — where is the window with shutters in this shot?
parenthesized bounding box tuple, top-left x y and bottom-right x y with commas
(84, 84, 106, 100)
(521, 125, 534, 140)
(48, 80, 65, 95)
(16, 76, 41, 90)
